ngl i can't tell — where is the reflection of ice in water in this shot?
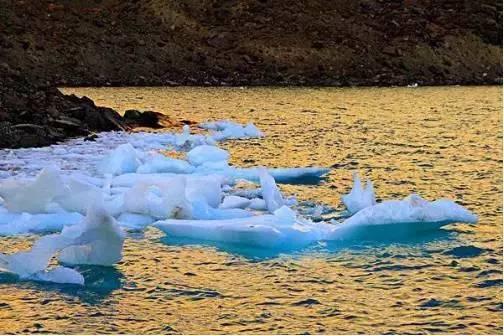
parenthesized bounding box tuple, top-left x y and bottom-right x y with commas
(0, 120, 478, 285)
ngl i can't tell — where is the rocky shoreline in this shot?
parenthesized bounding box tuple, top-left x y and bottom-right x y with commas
(0, 0, 502, 148)
(0, 64, 185, 149)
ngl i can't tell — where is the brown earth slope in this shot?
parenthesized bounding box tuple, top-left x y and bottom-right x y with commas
(0, 0, 502, 86)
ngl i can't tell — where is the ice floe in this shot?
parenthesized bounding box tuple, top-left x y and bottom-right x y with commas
(154, 206, 329, 249)
(97, 143, 142, 176)
(0, 166, 65, 213)
(337, 193, 477, 229)
(200, 120, 264, 140)
(0, 119, 480, 284)
(0, 202, 124, 285)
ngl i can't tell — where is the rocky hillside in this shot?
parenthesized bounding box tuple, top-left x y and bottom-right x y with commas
(0, 0, 502, 86)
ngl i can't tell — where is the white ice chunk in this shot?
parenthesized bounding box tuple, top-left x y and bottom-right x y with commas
(123, 177, 192, 219)
(190, 198, 252, 220)
(248, 198, 267, 210)
(334, 194, 478, 233)
(200, 120, 264, 141)
(55, 178, 103, 214)
(259, 168, 284, 213)
(154, 206, 328, 248)
(137, 153, 194, 174)
(342, 172, 376, 214)
(58, 202, 126, 266)
(0, 166, 65, 213)
(0, 212, 83, 235)
(0, 203, 124, 284)
(186, 175, 223, 208)
(220, 195, 251, 209)
(97, 143, 142, 176)
(186, 145, 230, 166)
(0, 236, 64, 279)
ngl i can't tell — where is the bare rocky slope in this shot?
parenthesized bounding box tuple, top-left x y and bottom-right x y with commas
(0, 64, 127, 148)
(0, 0, 502, 86)
(0, 0, 501, 148)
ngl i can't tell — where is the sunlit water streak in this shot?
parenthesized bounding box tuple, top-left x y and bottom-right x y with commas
(0, 86, 501, 334)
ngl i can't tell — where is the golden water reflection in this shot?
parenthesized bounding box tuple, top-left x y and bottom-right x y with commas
(0, 86, 501, 334)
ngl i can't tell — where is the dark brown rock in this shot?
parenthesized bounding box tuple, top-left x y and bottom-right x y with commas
(0, 0, 500, 87)
(0, 64, 128, 148)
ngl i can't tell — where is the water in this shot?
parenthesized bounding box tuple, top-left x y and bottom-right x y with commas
(0, 86, 501, 334)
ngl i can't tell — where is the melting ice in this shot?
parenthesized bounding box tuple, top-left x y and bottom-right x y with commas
(0, 120, 478, 285)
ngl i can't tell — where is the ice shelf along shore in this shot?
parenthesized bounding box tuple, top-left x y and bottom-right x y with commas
(0, 120, 478, 285)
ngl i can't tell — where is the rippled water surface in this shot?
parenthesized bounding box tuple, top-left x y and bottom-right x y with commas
(1, 86, 502, 334)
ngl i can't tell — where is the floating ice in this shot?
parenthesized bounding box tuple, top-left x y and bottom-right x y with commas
(0, 203, 124, 284)
(332, 194, 478, 236)
(220, 195, 251, 209)
(137, 153, 194, 174)
(0, 212, 83, 235)
(259, 169, 284, 213)
(58, 203, 126, 266)
(342, 172, 376, 214)
(186, 145, 229, 166)
(97, 143, 142, 176)
(200, 120, 264, 140)
(55, 178, 103, 214)
(0, 118, 479, 265)
(0, 166, 65, 213)
(154, 206, 329, 249)
(123, 177, 192, 219)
